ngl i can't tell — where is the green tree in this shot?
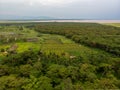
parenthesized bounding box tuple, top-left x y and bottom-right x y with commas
(23, 76, 53, 90)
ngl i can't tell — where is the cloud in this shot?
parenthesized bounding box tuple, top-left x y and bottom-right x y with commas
(0, 0, 77, 5)
(37, 0, 73, 5)
(0, 0, 119, 19)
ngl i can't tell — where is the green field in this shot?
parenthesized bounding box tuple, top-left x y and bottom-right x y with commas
(103, 23, 120, 27)
(0, 25, 116, 59)
(0, 23, 120, 90)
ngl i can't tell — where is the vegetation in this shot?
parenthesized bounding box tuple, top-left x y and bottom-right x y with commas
(103, 23, 120, 27)
(0, 23, 120, 89)
(35, 23, 120, 56)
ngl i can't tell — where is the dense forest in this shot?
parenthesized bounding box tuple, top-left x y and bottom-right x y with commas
(35, 23, 120, 56)
(0, 23, 120, 90)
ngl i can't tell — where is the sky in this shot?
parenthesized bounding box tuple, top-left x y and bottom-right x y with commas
(0, 0, 119, 19)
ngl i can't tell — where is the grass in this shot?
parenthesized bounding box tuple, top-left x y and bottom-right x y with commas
(0, 33, 114, 57)
(102, 23, 120, 27)
(16, 42, 41, 53)
(0, 25, 118, 61)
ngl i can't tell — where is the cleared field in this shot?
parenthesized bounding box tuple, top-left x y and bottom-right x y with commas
(102, 23, 120, 27)
(0, 32, 117, 62)
(0, 28, 116, 61)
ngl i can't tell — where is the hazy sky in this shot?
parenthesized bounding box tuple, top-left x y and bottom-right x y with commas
(0, 0, 119, 19)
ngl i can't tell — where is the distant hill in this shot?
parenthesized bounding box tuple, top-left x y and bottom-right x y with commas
(0, 15, 56, 20)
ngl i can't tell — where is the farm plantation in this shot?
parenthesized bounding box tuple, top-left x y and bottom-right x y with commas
(0, 23, 120, 89)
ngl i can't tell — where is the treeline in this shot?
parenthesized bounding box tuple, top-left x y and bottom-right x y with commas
(0, 49, 120, 89)
(35, 23, 120, 56)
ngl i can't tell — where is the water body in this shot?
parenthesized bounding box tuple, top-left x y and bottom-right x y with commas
(0, 20, 120, 23)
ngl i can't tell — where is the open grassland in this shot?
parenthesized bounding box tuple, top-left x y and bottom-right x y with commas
(0, 24, 118, 59)
(102, 23, 120, 27)
(0, 23, 119, 58)
(0, 30, 113, 58)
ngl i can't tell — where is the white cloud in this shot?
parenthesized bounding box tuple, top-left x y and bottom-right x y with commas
(31, 0, 79, 6)
(0, 0, 77, 5)
(0, 0, 103, 6)
(35, 0, 76, 6)
(0, 0, 80, 7)
(0, 0, 119, 19)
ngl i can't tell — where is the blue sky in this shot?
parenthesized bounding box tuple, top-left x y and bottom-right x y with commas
(0, 0, 119, 19)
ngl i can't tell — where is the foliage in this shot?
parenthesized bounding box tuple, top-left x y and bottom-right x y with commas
(35, 23, 120, 56)
(0, 23, 120, 89)
(0, 49, 120, 89)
